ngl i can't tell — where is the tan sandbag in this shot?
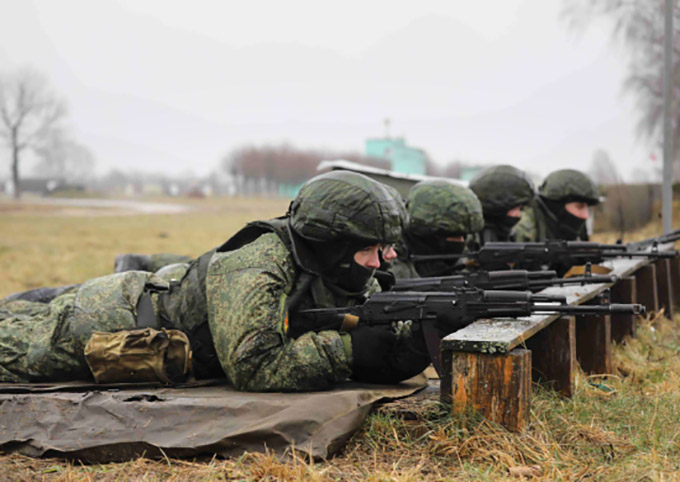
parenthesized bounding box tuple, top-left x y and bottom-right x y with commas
(84, 328, 191, 384)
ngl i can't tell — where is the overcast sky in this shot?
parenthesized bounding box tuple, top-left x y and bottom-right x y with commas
(0, 0, 657, 181)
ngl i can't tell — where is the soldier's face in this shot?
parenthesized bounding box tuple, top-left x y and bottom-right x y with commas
(506, 205, 522, 218)
(381, 244, 398, 263)
(564, 201, 589, 220)
(353, 244, 383, 269)
(445, 235, 464, 242)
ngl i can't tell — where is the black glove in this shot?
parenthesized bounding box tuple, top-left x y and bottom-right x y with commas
(349, 324, 397, 370)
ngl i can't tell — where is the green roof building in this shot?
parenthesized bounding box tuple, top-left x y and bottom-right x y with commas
(365, 137, 427, 175)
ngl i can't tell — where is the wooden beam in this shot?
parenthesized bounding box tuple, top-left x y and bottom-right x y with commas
(610, 277, 637, 342)
(575, 310, 612, 375)
(440, 348, 453, 405)
(449, 349, 531, 432)
(670, 257, 680, 306)
(526, 316, 576, 397)
(635, 264, 659, 314)
(655, 258, 674, 317)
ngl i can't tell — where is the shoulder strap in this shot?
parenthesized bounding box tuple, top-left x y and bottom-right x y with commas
(215, 217, 291, 253)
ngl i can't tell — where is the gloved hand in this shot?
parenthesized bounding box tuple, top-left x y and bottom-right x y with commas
(349, 324, 397, 370)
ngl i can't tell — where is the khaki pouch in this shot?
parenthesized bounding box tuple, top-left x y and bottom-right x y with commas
(84, 328, 192, 384)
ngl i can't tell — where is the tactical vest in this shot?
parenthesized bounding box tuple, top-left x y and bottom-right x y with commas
(156, 217, 322, 377)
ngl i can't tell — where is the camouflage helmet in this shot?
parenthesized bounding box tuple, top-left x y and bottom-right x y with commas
(539, 169, 600, 205)
(289, 170, 402, 244)
(382, 183, 409, 233)
(469, 165, 535, 214)
(406, 179, 484, 237)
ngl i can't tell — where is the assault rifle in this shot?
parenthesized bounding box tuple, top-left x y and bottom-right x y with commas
(626, 228, 680, 250)
(410, 240, 678, 273)
(390, 269, 617, 293)
(298, 289, 645, 373)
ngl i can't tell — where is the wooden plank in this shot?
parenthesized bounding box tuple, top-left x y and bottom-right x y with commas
(448, 349, 531, 432)
(655, 258, 674, 317)
(442, 255, 648, 354)
(526, 317, 575, 397)
(635, 264, 659, 314)
(670, 257, 680, 306)
(575, 312, 612, 374)
(610, 277, 637, 342)
(442, 243, 671, 355)
(440, 349, 453, 405)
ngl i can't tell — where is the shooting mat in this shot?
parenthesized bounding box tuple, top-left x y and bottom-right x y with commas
(0, 375, 426, 462)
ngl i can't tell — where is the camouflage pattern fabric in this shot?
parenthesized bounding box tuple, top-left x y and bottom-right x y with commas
(149, 254, 193, 272)
(290, 171, 402, 244)
(512, 198, 588, 242)
(114, 253, 192, 274)
(206, 232, 353, 392)
(154, 262, 190, 283)
(512, 200, 544, 242)
(0, 271, 167, 382)
(407, 179, 484, 237)
(469, 165, 535, 213)
(539, 169, 600, 205)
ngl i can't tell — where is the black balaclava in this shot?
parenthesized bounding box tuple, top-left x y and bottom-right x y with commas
(540, 197, 587, 240)
(406, 232, 465, 277)
(291, 232, 377, 295)
(483, 210, 522, 241)
(408, 233, 465, 256)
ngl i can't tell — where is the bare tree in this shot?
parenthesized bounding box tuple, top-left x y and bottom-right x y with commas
(562, 1, 680, 178)
(0, 69, 66, 198)
(588, 149, 621, 184)
(33, 128, 95, 182)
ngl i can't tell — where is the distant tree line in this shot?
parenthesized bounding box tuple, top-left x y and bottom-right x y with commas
(220, 143, 390, 194)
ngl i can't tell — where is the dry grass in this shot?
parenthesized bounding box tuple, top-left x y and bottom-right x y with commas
(2, 194, 680, 480)
(0, 195, 288, 297)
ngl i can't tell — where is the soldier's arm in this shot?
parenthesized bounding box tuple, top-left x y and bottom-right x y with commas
(206, 248, 352, 392)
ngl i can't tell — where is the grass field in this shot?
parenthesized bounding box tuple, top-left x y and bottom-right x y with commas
(1, 195, 680, 480)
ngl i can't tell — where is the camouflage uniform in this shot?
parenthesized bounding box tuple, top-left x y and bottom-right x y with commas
(390, 179, 484, 279)
(0, 171, 426, 391)
(513, 169, 600, 242)
(468, 165, 535, 246)
(0, 271, 168, 382)
(113, 253, 192, 274)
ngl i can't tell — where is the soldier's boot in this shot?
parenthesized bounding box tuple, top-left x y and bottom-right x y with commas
(114, 254, 152, 273)
(4, 284, 81, 303)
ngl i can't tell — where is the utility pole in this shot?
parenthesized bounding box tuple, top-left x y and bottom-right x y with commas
(662, 0, 674, 233)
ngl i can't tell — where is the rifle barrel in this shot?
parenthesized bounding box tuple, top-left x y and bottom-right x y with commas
(532, 303, 645, 315)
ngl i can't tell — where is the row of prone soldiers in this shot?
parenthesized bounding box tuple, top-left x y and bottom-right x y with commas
(0, 165, 601, 391)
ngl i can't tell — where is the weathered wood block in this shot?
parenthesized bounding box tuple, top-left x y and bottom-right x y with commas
(575, 310, 612, 375)
(448, 349, 531, 432)
(655, 258, 674, 317)
(635, 264, 659, 314)
(670, 257, 680, 307)
(526, 316, 576, 397)
(610, 277, 637, 342)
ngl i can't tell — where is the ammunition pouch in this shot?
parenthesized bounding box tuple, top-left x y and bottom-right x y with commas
(84, 328, 192, 384)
